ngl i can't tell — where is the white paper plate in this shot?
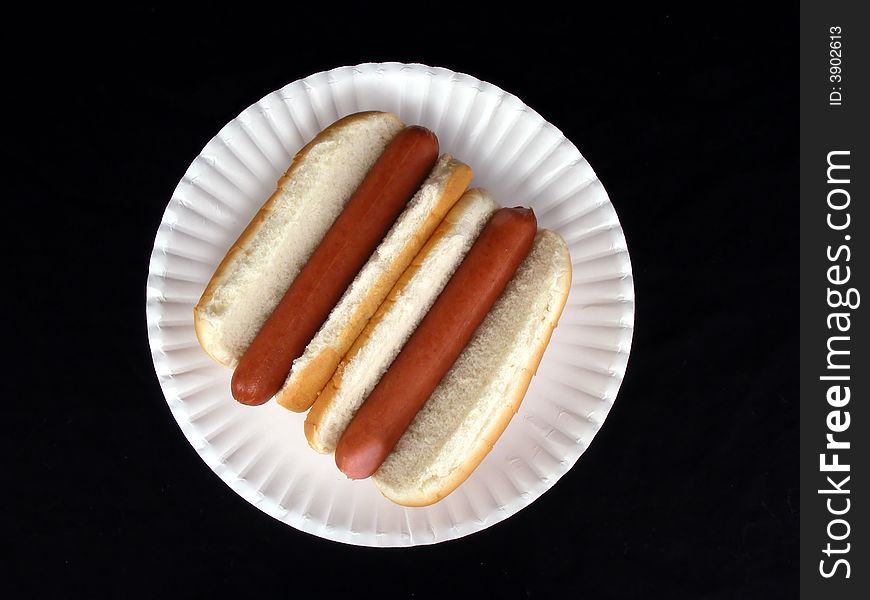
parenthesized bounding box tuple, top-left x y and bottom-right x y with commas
(146, 62, 635, 546)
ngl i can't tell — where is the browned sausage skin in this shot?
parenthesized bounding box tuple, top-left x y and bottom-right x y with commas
(335, 207, 537, 479)
(231, 126, 439, 406)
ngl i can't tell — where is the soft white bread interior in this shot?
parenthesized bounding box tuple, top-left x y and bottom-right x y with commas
(372, 229, 572, 506)
(275, 155, 473, 412)
(304, 189, 498, 452)
(194, 111, 405, 367)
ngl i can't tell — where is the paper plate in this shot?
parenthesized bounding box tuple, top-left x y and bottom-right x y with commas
(146, 62, 635, 546)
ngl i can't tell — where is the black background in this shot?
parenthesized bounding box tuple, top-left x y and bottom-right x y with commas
(8, 6, 798, 598)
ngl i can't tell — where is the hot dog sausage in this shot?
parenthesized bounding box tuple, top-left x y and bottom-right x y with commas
(334, 207, 537, 479)
(231, 126, 439, 406)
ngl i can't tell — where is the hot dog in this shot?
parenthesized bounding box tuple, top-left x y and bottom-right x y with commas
(231, 126, 439, 406)
(334, 207, 537, 478)
(195, 112, 407, 368)
(372, 228, 571, 506)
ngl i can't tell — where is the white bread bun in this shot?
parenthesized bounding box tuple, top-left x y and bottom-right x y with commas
(305, 189, 498, 452)
(275, 154, 473, 412)
(372, 229, 572, 506)
(194, 111, 405, 367)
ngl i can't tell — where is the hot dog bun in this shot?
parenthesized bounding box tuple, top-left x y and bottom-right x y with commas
(372, 230, 571, 506)
(194, 111, 405, 367)
(305, 188, 498, 453)
(275, 154, 472, 412)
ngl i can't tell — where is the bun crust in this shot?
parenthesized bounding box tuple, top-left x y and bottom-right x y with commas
(275, 155, 472, 412)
